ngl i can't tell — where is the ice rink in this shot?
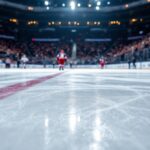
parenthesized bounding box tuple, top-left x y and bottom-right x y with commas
(0, 69, 150, 150)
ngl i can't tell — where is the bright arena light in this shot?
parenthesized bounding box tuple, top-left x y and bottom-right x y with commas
(107, 1, 110, 5)
(70, 1, 76, 10)
(97, 1, 101, 6)
(96, 6, 100, 10)
(88, 4, 92, 7)
(77, 3, 81, 7)
(44, 0, 49, 6)
(62, 3, 66, 7)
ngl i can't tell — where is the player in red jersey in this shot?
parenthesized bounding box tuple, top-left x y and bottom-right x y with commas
(57, 50, 67, 70)
(99, 57, 105, 69)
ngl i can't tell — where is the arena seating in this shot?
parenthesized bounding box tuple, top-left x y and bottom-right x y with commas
(0, 33, 150, 65)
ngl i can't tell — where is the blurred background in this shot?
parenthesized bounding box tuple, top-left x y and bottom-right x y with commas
(0, 0, 150, 67)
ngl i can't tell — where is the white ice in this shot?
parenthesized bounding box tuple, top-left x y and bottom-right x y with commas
(0, 69, 150, 150)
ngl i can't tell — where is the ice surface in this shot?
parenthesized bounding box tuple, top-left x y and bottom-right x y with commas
(0, 69, 150, 150)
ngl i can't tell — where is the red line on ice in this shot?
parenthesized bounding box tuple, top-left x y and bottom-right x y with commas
(0, 72, 63, 100)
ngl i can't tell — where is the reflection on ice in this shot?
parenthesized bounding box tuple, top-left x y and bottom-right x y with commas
(93, 115, 103, 142)
(95, 116, 101, 127)
(44, 116, 50, 146)
(93, 129, 102, 142)
(69, 108, 80, 134)
(45, 117, 49, 128)
(89, 143, 100, 150)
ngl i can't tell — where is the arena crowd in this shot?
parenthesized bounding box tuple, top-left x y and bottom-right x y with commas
(0, 33, 150, 67)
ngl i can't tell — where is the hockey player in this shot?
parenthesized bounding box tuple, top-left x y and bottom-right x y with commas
(21, 54, 29, 68)
(5, 57, 11, 68)
(57, 50, 67, 70)
(99, 57, 105, 69)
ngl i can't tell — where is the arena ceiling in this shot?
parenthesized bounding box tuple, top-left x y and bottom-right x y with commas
(3, 0, 139, 7)
(0, 0, 149, 39)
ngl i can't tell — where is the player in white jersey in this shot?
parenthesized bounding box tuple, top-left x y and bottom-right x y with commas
(21, 54, 29, 68)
